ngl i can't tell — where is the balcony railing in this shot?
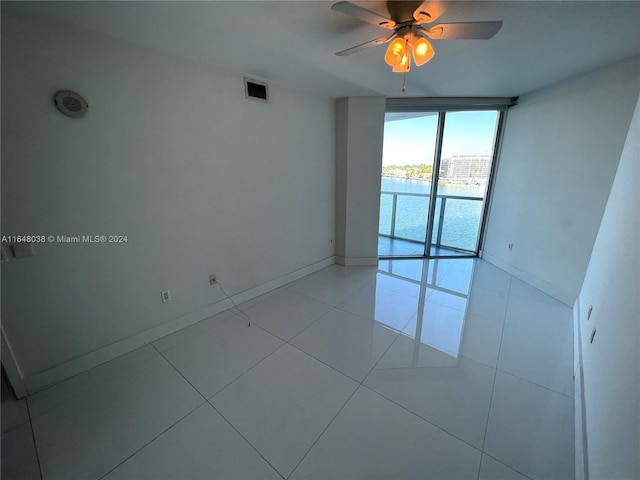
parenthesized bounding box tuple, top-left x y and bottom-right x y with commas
(379, 191, 484, 252)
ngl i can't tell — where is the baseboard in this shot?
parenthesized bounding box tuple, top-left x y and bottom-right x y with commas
(1, 329, 28, 398)
(481, 252, 576, 306)
(230, 256, 336, 304)
(22, 256, 336, 394)
(23, 299, 235, 393)
(335, 255, 378, 266)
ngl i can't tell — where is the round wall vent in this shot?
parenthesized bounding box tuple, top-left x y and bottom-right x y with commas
(54, 90, 88, 118)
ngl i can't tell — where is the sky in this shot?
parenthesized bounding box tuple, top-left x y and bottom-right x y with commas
(382, 110, 499, 166)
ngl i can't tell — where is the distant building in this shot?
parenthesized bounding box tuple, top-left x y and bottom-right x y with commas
(439, 154, 491, 183)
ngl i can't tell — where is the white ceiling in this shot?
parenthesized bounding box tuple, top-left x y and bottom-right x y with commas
(4, 1, 640, 98)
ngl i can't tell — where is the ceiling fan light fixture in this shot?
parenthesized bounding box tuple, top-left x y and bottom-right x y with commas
(392, 52, 410, 72)
(412, 36, 434, 66)
(384, 37, 408, 67)
(392, 58, 410, 72)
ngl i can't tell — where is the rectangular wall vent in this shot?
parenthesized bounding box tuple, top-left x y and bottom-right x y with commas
(244, 77, 268, 103)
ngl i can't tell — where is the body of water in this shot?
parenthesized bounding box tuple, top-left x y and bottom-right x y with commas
(379, 177, 486, 252)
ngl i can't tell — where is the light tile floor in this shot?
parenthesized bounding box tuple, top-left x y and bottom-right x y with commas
(2, 258, 575, 480)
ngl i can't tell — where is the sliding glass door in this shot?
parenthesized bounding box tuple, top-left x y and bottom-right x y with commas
(429, 110, 500, 256)
(379, 112, 438, 256)
(378, 106, 504, 259)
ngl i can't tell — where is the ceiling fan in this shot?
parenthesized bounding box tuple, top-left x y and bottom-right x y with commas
(332, 1, 502, 73)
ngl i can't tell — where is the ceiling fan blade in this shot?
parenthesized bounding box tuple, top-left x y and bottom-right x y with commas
(331, 1, 396, 29)
(425, 21, 503, 40)
(413, 1, 447, 24)
(413, 9, 432, 24)
(335, 35, 395, 56)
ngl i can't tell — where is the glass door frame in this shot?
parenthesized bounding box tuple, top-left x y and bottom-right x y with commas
(380, 97, 516, 260)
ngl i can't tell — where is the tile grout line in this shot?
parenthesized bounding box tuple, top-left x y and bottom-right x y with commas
(477, 276, 524, 480)
(273, 279, 376, 334)
(92, 343, 216, 480)
(502, 291, 573, 343)
(358, 382, 483, 454)
(378, 344, 574, 401)
(331, 303, 418, 334)
(276, 304, 336, 344)
(478, 274, 513, 480)
(100, 339, 287, 480)
(157, 276, 410, 409)
(294, 270, 420, 338)
(97, 399, 207, 480)
(26, 346, 161, 421)
(0, 416, 32, 436)
(287, 273, 373, 311)
(482, 452, 535, 480)
(497, 287, 575, 400)
(199, 325, 292, 399)
(23, 348, 194, 480)
(92, 344, 213, 478)
(286, 314, 404, 479)
(495, 370, 575, 400)
(206, 401, 287, 480)
(25, 400, 44, 480)
(284, 341, 368, 385)
(160, 318, 286, 401)
(284, 307, 411, 387)
(151, 343, 208, 403)
(502, 315, 574, 344)
(284, 382, 360, 479)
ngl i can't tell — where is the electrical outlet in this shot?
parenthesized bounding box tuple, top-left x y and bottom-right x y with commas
(508, 243, 513, 251)
(161, 290, 171, 303)
(209, 274, 217, 285)
(587, 305, 593, 320)
(590, 328, 597, 344)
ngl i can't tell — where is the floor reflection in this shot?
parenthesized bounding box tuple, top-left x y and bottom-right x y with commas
(377, 258, 475, 363)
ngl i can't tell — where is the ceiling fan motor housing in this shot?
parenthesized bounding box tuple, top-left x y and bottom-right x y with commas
(387, 1, 424, 24)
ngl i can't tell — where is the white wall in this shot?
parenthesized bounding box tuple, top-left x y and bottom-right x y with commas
(483, 56, 640, 304)
(335, 97, 385, 266)
(576, 94, 639, 480)
(1, 13, 335, 389)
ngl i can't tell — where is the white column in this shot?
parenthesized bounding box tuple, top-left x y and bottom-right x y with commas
(335, 97, 386, 266)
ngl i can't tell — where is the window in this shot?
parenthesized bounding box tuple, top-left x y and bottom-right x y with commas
(378, 98, 515, 258)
